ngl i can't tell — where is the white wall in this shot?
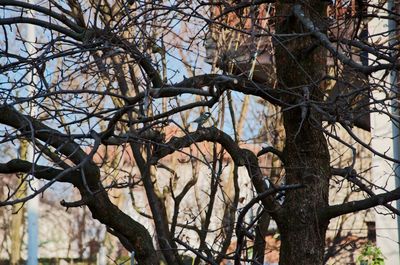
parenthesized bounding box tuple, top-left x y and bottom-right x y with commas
(369, 5, 400, 263)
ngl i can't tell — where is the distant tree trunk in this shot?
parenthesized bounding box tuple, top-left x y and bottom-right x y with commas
(10, 207, 24, 265)
(10, 140, 29, 265)
(274, 1, 331, 265)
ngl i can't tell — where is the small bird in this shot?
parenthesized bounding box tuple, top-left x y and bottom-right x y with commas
(191, 112, 211, 129)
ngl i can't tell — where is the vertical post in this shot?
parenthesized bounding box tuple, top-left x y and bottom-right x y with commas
(388, 0, 400, 258)
(26, 188, 39, 265)
(25, 1, 39, 264)
(130, 251, 135, 265)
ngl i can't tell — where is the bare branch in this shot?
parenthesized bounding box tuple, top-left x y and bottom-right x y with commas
(321, 187, 400, 220)
(0, 159, 79, 185)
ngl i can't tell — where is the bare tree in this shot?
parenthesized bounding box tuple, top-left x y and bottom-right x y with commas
(0, 0, 399, 265)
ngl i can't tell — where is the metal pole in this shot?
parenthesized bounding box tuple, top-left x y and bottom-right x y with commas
(130, 251, 135, 265)
(26, 2, 39, 264)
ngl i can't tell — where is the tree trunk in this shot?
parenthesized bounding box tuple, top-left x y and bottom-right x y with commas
(10, 206, 24, 265)
(274, 1, 331, 264)
(10, 140, 29, 265)
(278, 111, 330, 265)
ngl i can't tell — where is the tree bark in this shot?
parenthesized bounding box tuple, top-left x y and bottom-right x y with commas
(274, 1, 331, 264)
(10, 140, 29, 265)
(10, 204, 24, 265)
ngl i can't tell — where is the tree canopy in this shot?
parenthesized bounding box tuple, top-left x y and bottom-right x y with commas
(0, 1, 399, 264)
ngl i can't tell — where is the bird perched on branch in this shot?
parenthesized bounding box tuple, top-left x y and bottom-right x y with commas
(191, 112, 211, 129)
